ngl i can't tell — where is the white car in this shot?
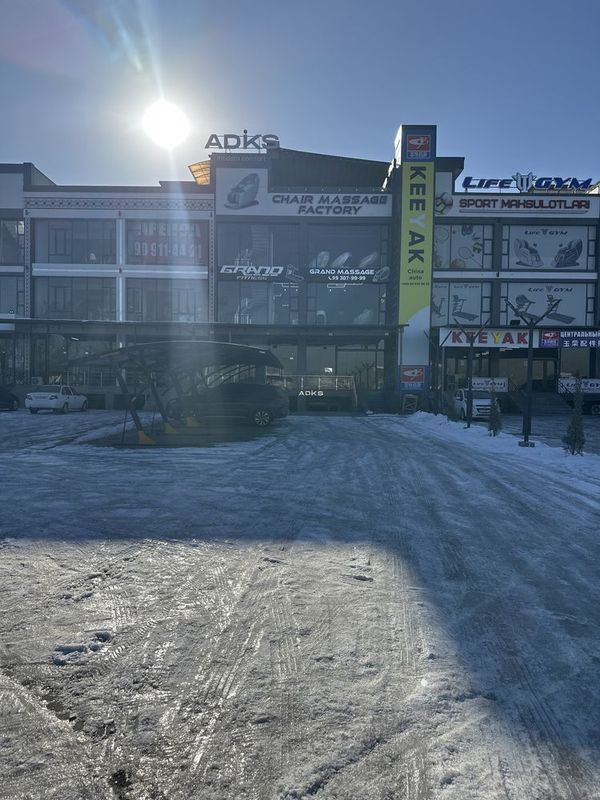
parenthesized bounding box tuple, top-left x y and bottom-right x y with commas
(452, 389, 498, 420)
(25, 385, 88, 414)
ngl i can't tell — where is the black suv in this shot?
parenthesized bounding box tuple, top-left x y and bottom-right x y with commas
(166, 382, 289, 427)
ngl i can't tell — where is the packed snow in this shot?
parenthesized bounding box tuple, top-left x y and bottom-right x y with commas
(1, 410, 600, 799)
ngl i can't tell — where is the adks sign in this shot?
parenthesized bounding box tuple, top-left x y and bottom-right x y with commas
(205, 131, 280, 150)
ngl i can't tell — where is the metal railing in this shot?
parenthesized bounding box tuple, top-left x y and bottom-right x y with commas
(273, 375, 356, 392)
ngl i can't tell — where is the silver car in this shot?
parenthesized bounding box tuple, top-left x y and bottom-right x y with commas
(25, 385, 88, 414)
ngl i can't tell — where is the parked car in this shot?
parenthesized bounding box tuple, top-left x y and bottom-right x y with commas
(452, 389, 499, 420)
(25, 385, 88, 414)
(0, 387, 19, 411)
(166, 382, 289, 427)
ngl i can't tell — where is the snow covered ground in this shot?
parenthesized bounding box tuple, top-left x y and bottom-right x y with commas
(2, 410, 600, 799)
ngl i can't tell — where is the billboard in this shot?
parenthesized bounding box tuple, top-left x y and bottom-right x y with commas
(540, 329, 600, 348)
(435, 194, 599, 218)
(397, 125, 436, 388)
(216, 168, 391, 217)
(503, 225, 595, 270)
(433, 224, 494, 270)
(431, 281, 491, 327)
(501, 282, 593, 327)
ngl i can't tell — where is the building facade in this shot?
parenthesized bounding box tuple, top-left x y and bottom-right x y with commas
(1, 126, 598, 408)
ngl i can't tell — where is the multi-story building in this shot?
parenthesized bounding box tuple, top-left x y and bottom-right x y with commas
(1, 125, 598, 409)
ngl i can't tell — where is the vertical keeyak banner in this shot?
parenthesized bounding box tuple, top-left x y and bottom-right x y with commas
(396, 125, 436, 391)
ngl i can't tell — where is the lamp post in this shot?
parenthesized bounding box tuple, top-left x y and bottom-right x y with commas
(505, 299, 559, 447)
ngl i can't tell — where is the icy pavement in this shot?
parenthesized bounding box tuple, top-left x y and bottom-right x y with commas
(2, 411, 600, 799)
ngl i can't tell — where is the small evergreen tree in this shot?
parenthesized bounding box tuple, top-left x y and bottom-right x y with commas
(563, 377, 585, 455)
(488, 392, 502, 436)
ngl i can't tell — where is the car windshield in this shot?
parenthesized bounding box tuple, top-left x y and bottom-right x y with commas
(472, 391, 492, 399)
(40, 385, 61, 393)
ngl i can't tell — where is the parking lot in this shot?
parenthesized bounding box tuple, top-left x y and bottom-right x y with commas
(2, 409, 600, 799)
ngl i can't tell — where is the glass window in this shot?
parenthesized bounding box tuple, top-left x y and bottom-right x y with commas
(217, 282, 298, 325)
(217, 223, 300, 281)
(34, 278, 116, 320)
(307, 224, 388, 282)
(0, 276, 25, 316)
(0, 220, 24, 265)
(126, 221, 209, 265)
(35, 220, 116, 264)
(307, 283, 385, 326)
(125, 279, 208, 322)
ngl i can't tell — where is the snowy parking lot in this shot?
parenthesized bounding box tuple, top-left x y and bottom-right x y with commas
(2, 410, 600, 799)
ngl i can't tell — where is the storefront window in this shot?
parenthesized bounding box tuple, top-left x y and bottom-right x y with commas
(34, 277, 116, 320)
(34, 220, 116, 264)
(126, 221, 209, 266)
(0, 220, 24, 265)
(0, 334, 27, 384)
(560, 348, 589, 378)
(217, 223, 299, 275)
(126, 278, 208, 322)
(307, 283, 385, 325)
(218, 282, 298, 325)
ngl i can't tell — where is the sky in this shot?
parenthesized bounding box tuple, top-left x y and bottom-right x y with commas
(1, 0, 599, 188)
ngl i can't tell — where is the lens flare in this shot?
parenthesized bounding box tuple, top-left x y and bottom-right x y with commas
(142, 100, 190, 150)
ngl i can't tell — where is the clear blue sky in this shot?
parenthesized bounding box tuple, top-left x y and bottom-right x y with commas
(1, 0, 598, 187)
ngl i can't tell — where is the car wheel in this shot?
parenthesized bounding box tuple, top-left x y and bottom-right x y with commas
(252, 408, 273, 427)
(81, 400, 88, 412)
(11, 399, 18, 411)
(30, 408, 38, 414)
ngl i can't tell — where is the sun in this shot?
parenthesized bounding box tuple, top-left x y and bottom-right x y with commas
(142, 100, 191, 150)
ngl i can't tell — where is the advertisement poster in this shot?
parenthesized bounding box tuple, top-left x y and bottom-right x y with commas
(559, 378, 600, 394)
(504, 225, 594, 270)
(216, 168, 391, 217)
(431, 282, 490, 326)
(470, 377, 508, 392)
(541, 330, 600, 348)
(433, 224, 493, 270)
(501, 282, 593, 327)
(399, 366, 427, 391)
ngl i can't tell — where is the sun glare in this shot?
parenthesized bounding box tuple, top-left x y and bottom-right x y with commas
(142, 100, 191, 150)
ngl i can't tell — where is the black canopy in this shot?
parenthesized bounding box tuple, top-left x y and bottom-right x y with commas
(70, 340, 282, 373)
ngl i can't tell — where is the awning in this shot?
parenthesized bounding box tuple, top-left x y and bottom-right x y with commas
(69, 339, 283, 372)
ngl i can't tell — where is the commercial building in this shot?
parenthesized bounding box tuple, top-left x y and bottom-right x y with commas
(1, 126, 598, 409)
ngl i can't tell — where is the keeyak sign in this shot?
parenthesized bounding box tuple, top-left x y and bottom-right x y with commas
(440, 327, 540, 348)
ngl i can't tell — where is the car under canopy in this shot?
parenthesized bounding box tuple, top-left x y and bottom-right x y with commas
(71, 340, 283, 444)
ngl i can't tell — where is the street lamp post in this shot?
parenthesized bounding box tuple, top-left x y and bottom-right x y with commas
(505, 299, 559, 447)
